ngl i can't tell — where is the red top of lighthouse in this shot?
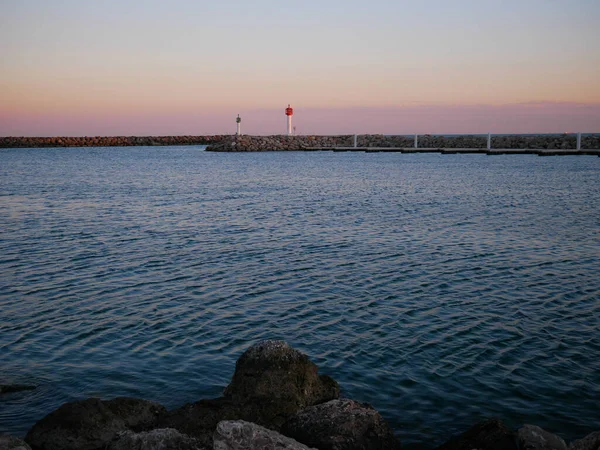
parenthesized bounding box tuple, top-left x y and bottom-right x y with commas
(285, 104, 293, 116)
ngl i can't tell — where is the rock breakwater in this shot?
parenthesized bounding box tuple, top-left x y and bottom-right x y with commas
(207, 134, 600, 151)
(0, 136, 224, 148)
(3, 340, 598, 450)
(3, 134, 599, 151)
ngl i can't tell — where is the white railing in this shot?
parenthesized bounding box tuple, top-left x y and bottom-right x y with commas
(352, 132, 593, 150)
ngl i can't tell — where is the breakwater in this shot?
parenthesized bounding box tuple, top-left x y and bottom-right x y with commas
(207, 134, 600, 153)
(3, 134, 599, 151)
(0, 135, 224, 148)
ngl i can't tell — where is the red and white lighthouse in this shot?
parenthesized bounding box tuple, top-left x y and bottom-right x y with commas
(285, 104, 293, 136)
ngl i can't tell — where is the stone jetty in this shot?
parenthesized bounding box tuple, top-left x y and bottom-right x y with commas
(207, 134, 600, 154)
(3, 134, 600, 153)
(0, 135, 223, 148)
(2, 340, 598, 450)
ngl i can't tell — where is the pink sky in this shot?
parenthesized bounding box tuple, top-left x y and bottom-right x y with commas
(1, 1, 599, 136)
(1, 103, 598, 137)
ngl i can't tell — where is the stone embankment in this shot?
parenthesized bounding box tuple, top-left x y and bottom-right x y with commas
(3, 134, 599, 151)
(0, 135, 224, 148)
(207, 134, 600, 152)
(2, 340, 598, 450)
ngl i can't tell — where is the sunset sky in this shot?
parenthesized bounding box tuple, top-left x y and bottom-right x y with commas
(1, 0, 599, 136)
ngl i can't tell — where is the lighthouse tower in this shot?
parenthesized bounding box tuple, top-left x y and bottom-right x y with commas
(285, 104, 293, 136)
(236, 114, 241, 135)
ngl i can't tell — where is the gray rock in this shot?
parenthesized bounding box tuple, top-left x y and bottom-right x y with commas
(0, 385, 36, 395)
(0, 435, 32, 450)
(214, 420, 316, 450)
(569, 431, 600, 450)
(281, 398, 401, 450)
(224, 340, 339, 427)
(518, 425, 566, 450)
(25, 397, 166, 450)
(107, 428, 205, 450)
(435, 418, 517, 450)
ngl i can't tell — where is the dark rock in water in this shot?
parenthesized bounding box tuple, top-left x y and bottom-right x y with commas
(435, 418, 517, 450)
(0, 435, 32, 450)
(518, 425, 567, 450)
(158, 340, 339, 446)
(281, 398, 401, 450)
(224, 340, 339, 424)
(24, 397, 165, 450)
(214, 420, 316, 450)
(107, 428, 205, 450)
(0, 385, 36, 395)
(569, 431, 600, 450)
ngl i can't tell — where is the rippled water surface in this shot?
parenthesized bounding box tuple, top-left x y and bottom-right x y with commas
(1, 146, 599, 447)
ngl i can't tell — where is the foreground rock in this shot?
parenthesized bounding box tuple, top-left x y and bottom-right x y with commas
(518, 425, 567, 450)
(224, 340, 339, 423)
(281, 398, 401, 450)
(159, 340, 340, 447)
(435, 418, 517, 450)
(214, 420, 316, 450)
(0, 435, 32, 450)
(107, 428, 205, 450)
(569, 431, 600, 450)
(0, 385, 36, 395)
(25, 397, 166, 450)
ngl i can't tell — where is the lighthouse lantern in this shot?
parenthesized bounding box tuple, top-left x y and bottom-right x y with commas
(285, 104, 293, 135)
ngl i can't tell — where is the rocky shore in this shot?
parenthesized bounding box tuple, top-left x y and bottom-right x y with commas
(1, 340, 598, 450)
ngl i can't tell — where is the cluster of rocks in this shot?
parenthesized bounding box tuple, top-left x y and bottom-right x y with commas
(0, 136, 224, 148)
(2, 340, 598, 450)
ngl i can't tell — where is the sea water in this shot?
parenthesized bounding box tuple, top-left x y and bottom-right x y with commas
(1, 146, 599, 447)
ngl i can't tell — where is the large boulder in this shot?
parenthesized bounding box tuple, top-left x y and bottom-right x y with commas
(518, 425, 567, 450)
(224, 340, 339, 424)
(158, 341, 339, 446)
(107, 428, 205, 450)
(214, 420, 316, 450)
(281, 398, 401, 450)
(25, 397, 166, 450)
(0, 435, 32, 450)
(569, 431, 600, 450)
(435, 418, 517, 450)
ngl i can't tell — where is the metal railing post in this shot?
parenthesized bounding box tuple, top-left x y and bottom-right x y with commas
(577, 132, 581, 150)
(414, 134, 418, 149)
(487, 133, 491, 150)
(354, 134, 357, 148)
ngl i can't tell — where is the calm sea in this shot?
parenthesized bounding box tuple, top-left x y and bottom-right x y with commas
(1, 146, 599, 447)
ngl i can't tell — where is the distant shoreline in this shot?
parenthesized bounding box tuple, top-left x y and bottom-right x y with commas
(0, 135, 223, 148)
(1, 134, 599, 153)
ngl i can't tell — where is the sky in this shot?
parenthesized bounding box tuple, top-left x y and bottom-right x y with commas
(1, 0, 599, 136)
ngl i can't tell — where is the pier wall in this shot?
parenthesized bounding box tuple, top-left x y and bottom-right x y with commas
(208, 134, 600, 151)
